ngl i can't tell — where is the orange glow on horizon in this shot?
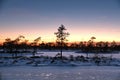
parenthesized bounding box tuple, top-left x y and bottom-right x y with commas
(0, 25, 120, 43)
(0, 34, 120, 43)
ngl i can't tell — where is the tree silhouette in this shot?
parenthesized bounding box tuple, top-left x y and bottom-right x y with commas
(3, 35, 25, 58)
(86, 36, 96, 57)
(14, 35, 25, 57)
(91, 36, 96, 41)
(54, 24, 69, 59)
(31, 37, 41, 56)
(3, 38, 13, 57)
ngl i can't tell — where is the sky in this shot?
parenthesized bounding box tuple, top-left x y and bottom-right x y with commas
(0, 0, 120, 43)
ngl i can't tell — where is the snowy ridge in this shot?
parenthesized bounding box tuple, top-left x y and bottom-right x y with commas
(0, 55, 120, 67)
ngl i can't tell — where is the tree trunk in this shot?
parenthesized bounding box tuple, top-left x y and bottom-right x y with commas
(60, 41, 62, 60)
(60, 46, 62, 59)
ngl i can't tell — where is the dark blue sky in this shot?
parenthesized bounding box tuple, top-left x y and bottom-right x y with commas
(0, 0, 120, 42)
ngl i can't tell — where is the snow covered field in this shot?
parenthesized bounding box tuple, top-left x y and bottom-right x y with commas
(0, 51, 120, 80)
(0, 66, 120, 80)
(0, 51, 120, 66)
(2, 51, 119, 58)
(36, 51, 120, 58)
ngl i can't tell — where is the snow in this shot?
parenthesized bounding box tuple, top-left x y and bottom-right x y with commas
(1, 51, 120, 58)
(0, 51, 120, 66)
(36, 51, 120, 58)
(0, 66, 120, 80)
(0, 51, 120, 80)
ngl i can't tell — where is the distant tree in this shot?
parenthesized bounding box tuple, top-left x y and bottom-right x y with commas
(111, 41, 116, 51)
(96, 41, 104, 52)
(14, 35, 25, 43)
(14, 35, 25, 57)
(54, 24, 69, 59)
(3, 35, 25, 58)
(79, 41, 85, 51)
(31, 37, 41, 56)
(3, 38, 15, 57)
(103, 42, 109, 52)
(91, 36, 96, 41)
(86, 36, 96, 57)
(20, 40, 28, 50)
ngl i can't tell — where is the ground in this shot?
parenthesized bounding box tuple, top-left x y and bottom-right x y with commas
(0, 51, 120, 80)
(0, 66, 120, 80)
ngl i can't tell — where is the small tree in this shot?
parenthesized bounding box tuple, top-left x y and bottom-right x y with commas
(14, 35, 25, 57)
(3, 38, 14, 57)
(54, 24, 69, 59)
(31, 37, 41, 56)
(86, 36, 96, 57)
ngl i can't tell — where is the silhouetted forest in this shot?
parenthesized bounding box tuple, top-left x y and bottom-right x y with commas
(0, 36, 120, 53)
(0, 26, 120, 58)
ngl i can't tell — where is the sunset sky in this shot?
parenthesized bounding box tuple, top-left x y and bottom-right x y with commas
(0, 0, 120, 43)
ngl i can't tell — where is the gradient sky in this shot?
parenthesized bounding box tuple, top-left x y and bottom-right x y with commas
(0, 0, 120, 42)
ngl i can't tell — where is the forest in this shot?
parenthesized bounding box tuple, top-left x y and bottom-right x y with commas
(0, 25, 120, 58)
(0, 25, 120, 68)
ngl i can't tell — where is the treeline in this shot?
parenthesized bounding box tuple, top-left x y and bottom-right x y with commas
(0, 25, 120, 58)
(0, 35, 120, 53)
